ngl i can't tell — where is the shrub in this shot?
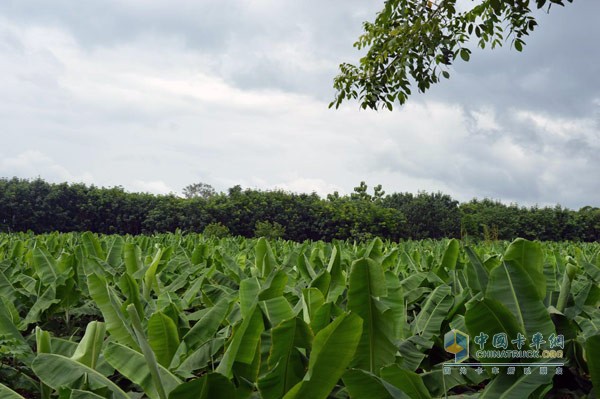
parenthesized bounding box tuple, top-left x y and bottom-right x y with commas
(254, 220, 285, 240)
(202, 222, 230, 238)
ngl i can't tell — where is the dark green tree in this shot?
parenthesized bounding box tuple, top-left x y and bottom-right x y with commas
(1, 178, 597, 242)
(384, 191, 460, 239)
(350, 181, 386, 202)
(254, 220, 286, 240)
(202, 222, 231, 239)
(182, 182, 216, 199)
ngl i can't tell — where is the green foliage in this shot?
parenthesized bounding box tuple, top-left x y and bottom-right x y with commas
(182, 182, 216, 200)
(331, 0, 574, 110)
(383, 191, 460, 239)
(0, 177, 598, 242)
(0, 383, 26, 399)
(202, 222, 230, 239)
(254, 220, 286, 240)
(0, 233, 598, 398)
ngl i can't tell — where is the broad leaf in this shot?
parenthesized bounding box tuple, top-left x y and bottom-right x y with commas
(172, 298, 230, 368)
(104, 342, 182, 399)
(414, 285, 453, 340)
(343, 368, 408, 399)
(168, 373, 236, 399)
(86, 273, 139, 350)
(486, 260, 554, 339)
(216, 305, 264, 378)
(586, 334, 600, 392)
(348, 257, 396, 372)
(478, 362, 556, 399)
(465, 298, 523, 364)
(32, 354, 129, 399)
(380, 364, 432, 399)
(148, 312, 180, 368)
(258, 318, 305, 399)
(283, 312, 363, 399)
(70, 321, 105, 370)
(0, 383, 26, 399)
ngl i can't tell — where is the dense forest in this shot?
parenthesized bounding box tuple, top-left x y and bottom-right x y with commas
(0, 177, 598, 242)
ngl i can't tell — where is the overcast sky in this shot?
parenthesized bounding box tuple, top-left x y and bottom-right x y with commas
(1, 1, 598, 209)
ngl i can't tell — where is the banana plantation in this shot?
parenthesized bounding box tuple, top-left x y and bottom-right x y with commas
(0, 232, 598, 398)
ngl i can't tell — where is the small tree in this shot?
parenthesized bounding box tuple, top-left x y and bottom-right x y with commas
(350, 181, 386, 202)
(202, 222, 231, 238)
(254, 220, 286, 240)
(182, 183, 216, 200)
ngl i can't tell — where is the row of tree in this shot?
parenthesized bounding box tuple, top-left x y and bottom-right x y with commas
(0, 177, 598, 242)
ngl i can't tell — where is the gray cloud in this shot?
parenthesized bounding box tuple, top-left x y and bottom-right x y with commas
(0, 1, 598, 209)
(421, 1, 600, 117)
(0, 0, 378, 98)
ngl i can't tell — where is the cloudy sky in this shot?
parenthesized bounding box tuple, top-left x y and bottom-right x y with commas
(1, 1, 598, 209)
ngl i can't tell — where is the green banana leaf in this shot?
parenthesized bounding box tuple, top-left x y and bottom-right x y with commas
(0, 300, 33, 363)
(343, 368, 409, 399)
(435, 238, 459, 278)
(104, 342, 182, 399)
(35, 327, 52, 399)
(57, 387, 107, 399)
(310, 269, 331, 298)
(464, 298, 524, 364)
(148, 311, 180, 368)
(255, 237, 276, 277)
(31, 353, 130, 399)
(413, 284, 453, 340)
(0, 270, 17, 302)
(348, 257, 396, 372)
(480, 239, 556, 344)
(464, 246, 489, 294)
(86, 273, 139, 350)
(31, 247, 59, 285)
(326, 243, 346, 303)
(259, 269, 288, 300)
(105, 235, 124, 268)
(420, 364, 486, 397)
(478, 362, 556, 399)
(143, 247, 164, 298)
(117, 273, 144, 318)
(260, 296, 295, 327)
(257, 318, 306, 399)
(70, 321, 105, 370)
(380, 364, 432, 399)
(302, 287, 325, 325)
(127, 304, 168, 399)
(124, 242, 142, 275)
(175, 338, 225, 378)
(503, 239, 546, 300)
(283, 312, 363, 399)
(0, 383, 26, 399)
(81, 232, 106, 260)
(380, 271, 407, 341)
(19, 285, 60, 329)
(585, 334, 600, 393)
(216, 305, 264, 378)
(486, 258, 555, 339)
(171, 298, 230, 368)
(239, 277, 261, 317)
(167, 373, 236, 399)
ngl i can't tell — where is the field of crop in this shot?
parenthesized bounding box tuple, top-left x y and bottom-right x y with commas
(0, 232, 598, 398)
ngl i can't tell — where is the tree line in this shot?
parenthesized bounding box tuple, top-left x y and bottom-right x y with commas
(0, 177, 598, 242)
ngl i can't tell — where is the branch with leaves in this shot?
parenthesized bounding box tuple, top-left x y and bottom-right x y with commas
(331, 0, 573, 110)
